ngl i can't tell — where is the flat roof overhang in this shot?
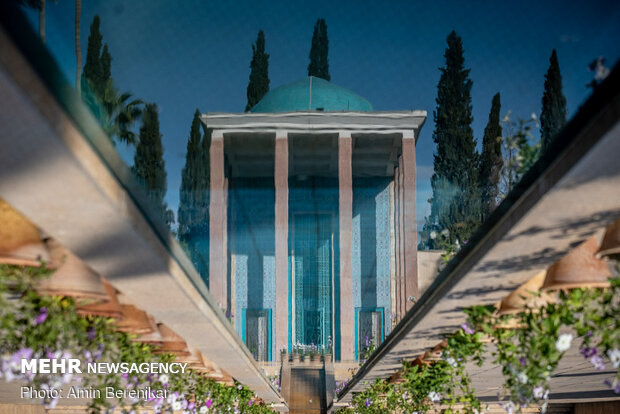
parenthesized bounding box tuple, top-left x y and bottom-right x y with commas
(335, 66, 620, 407)
(201, 111, 427, 135)
(0, 7, 286, 411)
(201, 112, 427, 179)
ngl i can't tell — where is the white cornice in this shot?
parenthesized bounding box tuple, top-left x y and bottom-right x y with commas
(201, 111, 427, 134)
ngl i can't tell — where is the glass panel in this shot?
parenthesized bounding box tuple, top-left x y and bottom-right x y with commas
(358, 309, 383, 356)
(246, 309, 270, 361)
(293, 212, 332, 348)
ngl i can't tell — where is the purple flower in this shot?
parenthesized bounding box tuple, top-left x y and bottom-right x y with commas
(519, 357, 526, 367)
(34, 308, 48, 325)
(590, 355, 605, 370)
(365, 336, 370, 348)
(87, 328, 96, 341)
(248, 400, 253, 406)
(580, 347, 597, 358)
(205, 399, 213, 408)
(603, 378, 620, 394)
(460, 323, 475, 335)
(365, 398, 372, 407)
(46, 397, 59, 409)
(12, 348, 33, 363)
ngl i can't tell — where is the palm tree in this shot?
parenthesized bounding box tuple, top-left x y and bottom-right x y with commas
(17, 0, 81, 91)
(99, 79, 144, 145)
(14, 0, 44, 41)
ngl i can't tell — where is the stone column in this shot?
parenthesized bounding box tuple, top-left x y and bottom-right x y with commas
(274, 130, 289, 354)
(402, 130, 418, 311)
(209, 130, 227, 310)
(397, 158, 406, 318)
(338, 131, 354, 361)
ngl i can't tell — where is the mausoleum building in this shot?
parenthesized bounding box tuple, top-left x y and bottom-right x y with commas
(201, 76, 426, 362)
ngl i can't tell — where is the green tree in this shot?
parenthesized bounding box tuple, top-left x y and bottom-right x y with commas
(81, 15, 142, 145)
(82, 15, 108, 97)
(178, 110, 210, 282)
(479, 93, 503, 219)
(500, 112, 540, 197)
(133, 104, 173, 227)
(98, 80, 143, 145)
(308, 18, 330, 81)
(245, 30, 270, 111)
(540, 49, 567, 153)
(420, 31, 479, 250)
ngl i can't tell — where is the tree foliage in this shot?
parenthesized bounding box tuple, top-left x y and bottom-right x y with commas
(81, 15, 142, 145)
(132, 104, 173, 227)
(499, 112, 540, 197)
(420, 31, 479, 250)
(540, 49, 567, 153)
(479, 93, 503, 219)
(308, 18, 330, 81)
(82, 15, 107, 96)
(178, 110, 210, 282)
(245, 30, 270, 111)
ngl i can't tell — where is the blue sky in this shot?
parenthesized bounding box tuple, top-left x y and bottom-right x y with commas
(24, 0, 620, 227)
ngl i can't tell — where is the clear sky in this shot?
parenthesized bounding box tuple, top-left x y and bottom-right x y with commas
(24, 0, 620, 228)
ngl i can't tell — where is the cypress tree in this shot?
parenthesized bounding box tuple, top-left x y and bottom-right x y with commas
(420, 31, 479, 249)
(479, 93, 503, 219)
(178, 110, 210, 281)
(540, 49, 567, 153)
(80, 15, 142, 146)
(83, 15, 106, 96)
(100, 44, 111, 87)
(178, 109, 205, 236)
(133, 103, 172, 226)
(245, 30, 270, 111)
(308, 18, 330, 81)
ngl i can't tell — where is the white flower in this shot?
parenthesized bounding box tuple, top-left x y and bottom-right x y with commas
(608, 348, 620, 368)
(533, 386, 544, 399)
(428, 391, 441, 402)
(516, 372, 528, 384)
(555, 334, 573, 352)
(446, 357, 458, 368)
(172, 401, 182, 411)
(199, 407, 208, 414)
(430, 231, 437, 240)
(531, 113, 537, 121)
(158, 374, 169, 384)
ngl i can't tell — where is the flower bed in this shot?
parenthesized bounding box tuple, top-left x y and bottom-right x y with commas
(0, 264, 275, 413)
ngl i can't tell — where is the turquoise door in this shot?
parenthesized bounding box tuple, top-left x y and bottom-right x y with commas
(293, 213, 333, 348)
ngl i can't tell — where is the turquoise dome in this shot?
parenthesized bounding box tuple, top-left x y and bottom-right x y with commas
(250, 76, 373, 112)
